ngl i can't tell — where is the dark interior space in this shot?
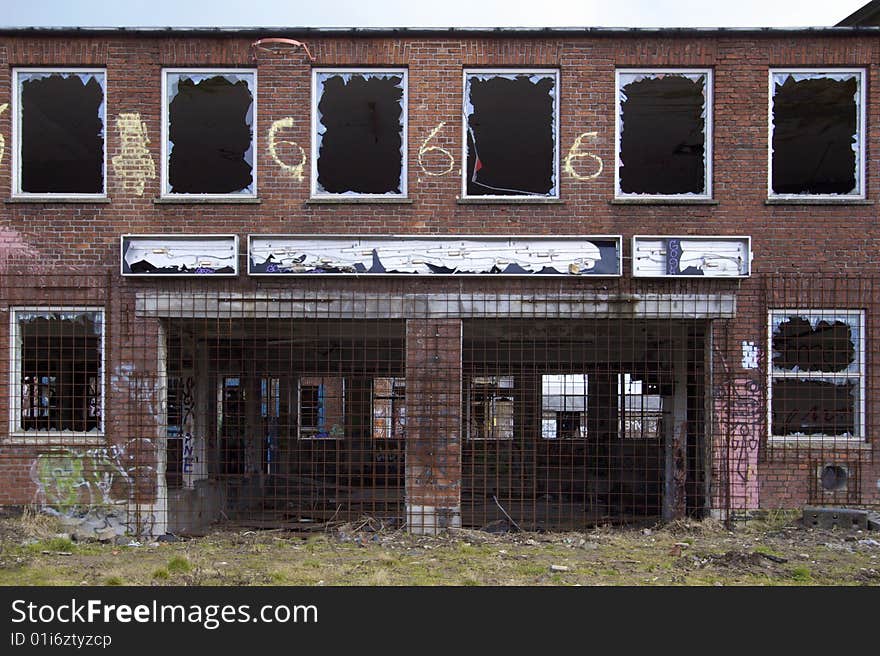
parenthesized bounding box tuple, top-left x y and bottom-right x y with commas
(465, 74, 555, 196)
(618, 74, 706, 195)
(168, 74, 254, 194)
(771, 75, 858, 195)
(316, 73, 405, 194)
(20, 73, 104, 194)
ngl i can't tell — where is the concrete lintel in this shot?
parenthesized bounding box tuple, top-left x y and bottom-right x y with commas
(136, 291, 736, 319)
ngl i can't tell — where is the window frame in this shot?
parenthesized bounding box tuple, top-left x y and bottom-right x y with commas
(8, 306, 106, 439)
(371, 376, 406, 440)
(540, 373, 589, 440)
(466, 375, 515, 441)
(767, 309, 866, 443)
(160, 67, 258, 199)
(11, 67, 108, 200)
(310, 67, 409, 199)
(296, 375, 346, 440)
(461, 68, 561, 200)
(767, 68, 866, 201)
(614, 67, 714, 200)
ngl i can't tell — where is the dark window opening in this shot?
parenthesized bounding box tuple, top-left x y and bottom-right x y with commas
(771, 379, 856, 436)
(468, 376, 515, 440)
(316, 72, 405, 194)
(298, 377, 345, 439)
(465, 73, 556, 196)
(19, 72, 104, 194)
(167, 73, 254, 194)
(618, 73, 707, 195)
(17, 310, 102, 433)
(771, 74, 860, 195)
(772, 317, 855, 372)
(373, 377, 406, 439)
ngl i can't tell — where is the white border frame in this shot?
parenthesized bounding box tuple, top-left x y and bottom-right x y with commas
(297, 375, 346, 440)
(767, 308, 866, 444)
(247, 234, 622, 277)
(161, 68, 258, 199)
(461, 68, 561, 200)
(310, 68, 409, 199)
(8, 306, 106, 439)
(631, 235, 752, 278)
(11, 68, 108, 199)
(767, 68, 866, 200)
(614, 68, 714, 200)
(120, 234, 239, 277)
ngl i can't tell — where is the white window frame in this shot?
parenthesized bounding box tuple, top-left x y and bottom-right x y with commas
(461, 68, 560, 200)
(8, 306, 105, 440)
(767, 309, 865, 443)
(767, 68, 866, 200)
(310, 68, 409, 199)
(614, 68, 713, 200)
(161, 68, 258, 199)
(540, 373, 588, 440)
(12, 68, 108, 199)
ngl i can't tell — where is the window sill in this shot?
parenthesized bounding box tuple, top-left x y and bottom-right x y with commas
(154, 197, 262, 205)
(611, 197, 718, 205)
(298, 436, 345, 441)
(3, 433, 107, 446)
(7, 196, 111, 204)
(457, 197, 563, 205)
(767, 437, 871, 449)
(306, 197, 413, 205)
(765, 198, 873, 206)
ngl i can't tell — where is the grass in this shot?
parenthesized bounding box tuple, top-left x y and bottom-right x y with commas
(166, 555, 192, 573)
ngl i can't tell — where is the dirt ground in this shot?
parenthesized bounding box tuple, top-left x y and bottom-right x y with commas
(0, 511, 878, 586)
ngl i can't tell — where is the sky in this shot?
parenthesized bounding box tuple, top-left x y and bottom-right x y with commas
(0, 0, 870, 29)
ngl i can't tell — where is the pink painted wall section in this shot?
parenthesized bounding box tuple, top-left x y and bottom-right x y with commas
(714, 378, 762, 511)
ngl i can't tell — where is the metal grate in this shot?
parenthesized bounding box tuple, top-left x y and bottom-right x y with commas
(1, 272, 877, 538)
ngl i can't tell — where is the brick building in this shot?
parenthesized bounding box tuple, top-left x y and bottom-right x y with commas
(0, 25, 877, 537)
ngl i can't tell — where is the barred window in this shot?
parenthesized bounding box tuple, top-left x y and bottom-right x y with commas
(298, 376, 345, 439)
(541, 374, 588, 439)
(372, 377, 406, 440)
(467, 376, 514, 440)
(769, 310, 864, 439)
(11, 308, 104, 434)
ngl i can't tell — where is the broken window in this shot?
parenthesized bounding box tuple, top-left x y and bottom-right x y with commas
(618, 374, 663, 439)
(463, 70, 558, 197)
(372, 377, 406, 439)
(163, 70, 256, 196)
(11, 309, 104, 434)
(14, 69, 106, 196)
(298, 376, 345, 439)
(769, 310, 864, 438)
(541, 374, 588, 439)
(769, 70, 864, 197)
(313, 69, 407, 196)
(467, 376, 514, 440)
(616, 70, 711, 197)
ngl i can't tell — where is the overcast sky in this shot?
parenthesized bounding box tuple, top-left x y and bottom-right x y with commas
(0, 0, 870, 28)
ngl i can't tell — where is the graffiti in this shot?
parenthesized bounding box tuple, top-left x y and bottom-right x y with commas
(0, 227, 40, 271)
(0, 103, 8, 165)
(268, 117, 306, 182)
(111, 113, 156, 196)
(110, 363, 162, 421)
(30, 440, 158, 538)
(418, 122, 455, 178)
(563, 131, 603, 181)
(714, 378, 761, 510)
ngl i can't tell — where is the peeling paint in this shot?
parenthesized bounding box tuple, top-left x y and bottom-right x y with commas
(121, 235, 238, 276)
(111, 112, 156, 196)
(0, 227, 40, 271)
(564, 131, 603, 180)
(418, 122, 455, 178)
(249, 236, 621, 276)
(633, 236, 751, 277)
(268, 117, 306, 182)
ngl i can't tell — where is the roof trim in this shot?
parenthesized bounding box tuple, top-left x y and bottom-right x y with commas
(0, 25, 879, 38)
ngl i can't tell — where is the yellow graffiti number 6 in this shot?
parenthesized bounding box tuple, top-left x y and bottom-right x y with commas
(564, 131, 603, 181)
(418, 122, 455, 177)
(268, 117, 306, 182)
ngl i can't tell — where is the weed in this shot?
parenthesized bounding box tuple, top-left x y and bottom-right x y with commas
(105, 576, 124, 586)
(152, 568, 169, 580)
(166, 556, 191, 573)
(790, 566, 812, 582)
